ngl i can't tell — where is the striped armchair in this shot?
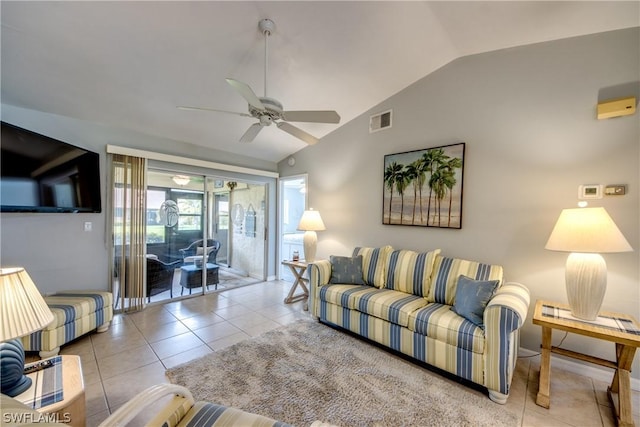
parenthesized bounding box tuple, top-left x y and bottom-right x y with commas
(309, 247, 530, 404)
(97, 384, 335, 427)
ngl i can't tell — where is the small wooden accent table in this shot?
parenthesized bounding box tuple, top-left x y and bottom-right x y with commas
(17, 355, 85, 427)
(533, 300, 640, 427)
(282, 260, 309, 309)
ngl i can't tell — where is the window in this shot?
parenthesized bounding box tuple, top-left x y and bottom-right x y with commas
(175, 194, 202, 232)
(146, 189, 167, 243)
(218, 200, 229, 231)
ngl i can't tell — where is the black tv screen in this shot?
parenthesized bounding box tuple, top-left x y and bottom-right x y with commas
(1, 122, 102, 213)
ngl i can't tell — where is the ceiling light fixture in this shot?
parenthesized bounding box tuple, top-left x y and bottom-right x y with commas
(172, 175, 190, 186)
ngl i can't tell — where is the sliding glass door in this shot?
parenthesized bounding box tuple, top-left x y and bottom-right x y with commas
(213, 178, 267, 281)
(142, 171, 267, 304)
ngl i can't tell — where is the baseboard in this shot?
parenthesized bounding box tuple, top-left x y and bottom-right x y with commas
(518, 347, 640, 391)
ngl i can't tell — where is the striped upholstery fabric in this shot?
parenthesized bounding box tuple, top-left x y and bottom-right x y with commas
(319, 306, 485, 386)
(171, 402, 291, 427)
(21, 291, 113, 355)
(310, 248, 531, 403)
(408, 303, 485, 353)
(352, 246, 393, 288)
(385, 249, 440, 296)
(1, 394, 67, 426)
(484, 282, 530, 396)
(309, 260, 332, 317)
(427, 256, 503, 305)
(320, 285, 429, 328)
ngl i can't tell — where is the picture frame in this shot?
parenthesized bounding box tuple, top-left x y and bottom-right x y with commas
(383, 142, 465, 228)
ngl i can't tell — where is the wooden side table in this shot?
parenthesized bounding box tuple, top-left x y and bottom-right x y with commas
(17, 355, 85, 427)
(282, 260, 309, 309)
(532, 300, 640, 427)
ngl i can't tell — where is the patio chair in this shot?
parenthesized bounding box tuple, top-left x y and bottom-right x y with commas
(179, 239, 221, 265)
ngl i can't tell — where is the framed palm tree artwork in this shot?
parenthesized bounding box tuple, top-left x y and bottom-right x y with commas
(383, 143, 465, 228)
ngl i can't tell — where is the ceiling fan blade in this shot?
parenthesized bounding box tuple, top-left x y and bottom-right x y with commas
(226, 78, 265, 111)
(239, 123, 263, 143)
(282, 110, 341, 124)
(276, 122, 319, 145)
(177, 106, 252, 118)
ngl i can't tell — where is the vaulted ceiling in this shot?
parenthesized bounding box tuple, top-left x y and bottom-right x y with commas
(2, 1, 638, 163)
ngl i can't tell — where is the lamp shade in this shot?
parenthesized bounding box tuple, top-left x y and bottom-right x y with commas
(0, 267, 54, 341)
(545, 207, 632, 253)
(297, 209, 326, 231)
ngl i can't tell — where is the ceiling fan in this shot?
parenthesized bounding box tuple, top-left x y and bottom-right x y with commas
(179, 19, 340, 145)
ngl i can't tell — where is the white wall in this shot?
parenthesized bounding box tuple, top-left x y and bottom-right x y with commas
(0, 106, 278, 294)
(279, 28, 640, 379)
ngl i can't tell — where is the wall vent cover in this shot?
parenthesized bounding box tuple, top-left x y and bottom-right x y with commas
(369, 109, 392, 133)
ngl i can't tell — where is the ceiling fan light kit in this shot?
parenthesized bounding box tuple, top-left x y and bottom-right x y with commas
(179, 19, 340, 145)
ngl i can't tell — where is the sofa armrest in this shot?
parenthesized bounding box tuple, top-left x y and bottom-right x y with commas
(486, 282, 530, 329)
(98, 384, 194, 427)
(308, 260, 332, 317)
(483, 282, 531, 401)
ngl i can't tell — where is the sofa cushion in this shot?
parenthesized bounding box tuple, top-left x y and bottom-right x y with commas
(175, 402, 291, 427)
(320, 285, 428, 327)
(329, 255, 366, 285)
(408, 303, 485, 354)
(352, 246, 393, 288)
(427, 256, 503, 305)
(385, 249, 440, 296)
(43, 292, 112, 327)
(451, 275, 499, 328)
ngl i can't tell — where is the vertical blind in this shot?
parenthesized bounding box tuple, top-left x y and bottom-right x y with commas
(110, 154, 147, 312)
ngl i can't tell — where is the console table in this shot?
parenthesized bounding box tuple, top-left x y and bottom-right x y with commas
(281, 260, 309, 309)
(532, 300, 640, 427)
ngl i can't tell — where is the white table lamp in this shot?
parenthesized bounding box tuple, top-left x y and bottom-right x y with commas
(545, 207, 632, 320)
(297, 209, 326, 262)
(0, 267, 54, 396)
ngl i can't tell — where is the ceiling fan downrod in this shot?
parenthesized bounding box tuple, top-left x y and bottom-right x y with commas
(259, 19, 275, 98)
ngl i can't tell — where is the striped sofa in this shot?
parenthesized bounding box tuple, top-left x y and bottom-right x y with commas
(309, 246, 530, 404)
(21, 291, 113, 359)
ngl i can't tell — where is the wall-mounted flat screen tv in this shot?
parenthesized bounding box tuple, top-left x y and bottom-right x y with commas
(1, 121, 101, 213)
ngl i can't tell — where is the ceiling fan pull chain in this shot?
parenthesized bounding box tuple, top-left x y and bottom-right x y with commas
(264, 28, 268, 98)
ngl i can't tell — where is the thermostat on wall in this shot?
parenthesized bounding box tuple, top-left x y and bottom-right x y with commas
(578, 184, 603, 199)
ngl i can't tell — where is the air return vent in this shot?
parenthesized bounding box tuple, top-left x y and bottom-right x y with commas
(369, 109, 392, 133)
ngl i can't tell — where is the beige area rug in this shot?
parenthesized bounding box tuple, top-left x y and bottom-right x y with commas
(166, 320, 518, 427)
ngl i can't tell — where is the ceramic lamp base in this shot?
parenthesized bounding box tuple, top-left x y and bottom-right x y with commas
(303, 230, 318, 263)
(0, 338, 32, 397)
(565, 252, 607, 321)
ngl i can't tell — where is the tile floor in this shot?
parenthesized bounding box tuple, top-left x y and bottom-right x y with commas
(36, 280, 639, 427)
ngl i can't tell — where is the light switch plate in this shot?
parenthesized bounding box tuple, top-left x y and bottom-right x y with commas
(605, 185, 626, 196)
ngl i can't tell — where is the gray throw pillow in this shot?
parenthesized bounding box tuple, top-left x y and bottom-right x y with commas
(451, 275, 500, 328)
(329, 255, 366, 285)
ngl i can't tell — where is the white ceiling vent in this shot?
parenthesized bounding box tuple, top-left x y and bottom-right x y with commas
(369, 109, 392, 133)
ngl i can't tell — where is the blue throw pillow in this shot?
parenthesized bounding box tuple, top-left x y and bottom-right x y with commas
(329, 255, 366, 285)
(451, 275, 500, 328)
